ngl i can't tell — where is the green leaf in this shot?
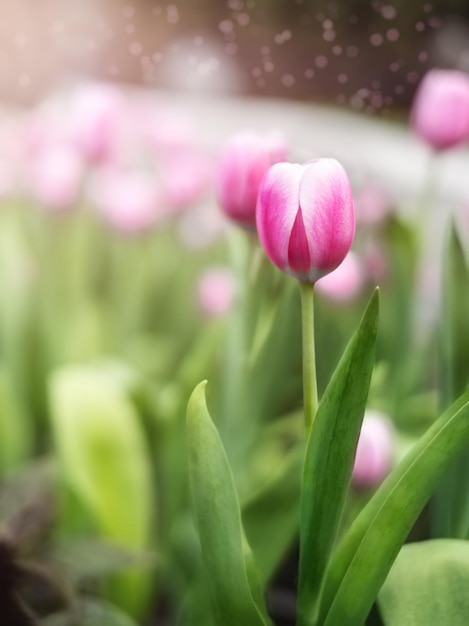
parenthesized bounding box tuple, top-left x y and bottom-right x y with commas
(40, 598, 139, 626)
(433, 224, 469, 538)
(48, 538, 155, 583)
(441, 224, 469, 406)
(378, 539, 469, 626)
(296, 288, 380, 625)
(186, 381, 269, 626)
(242, 445, 303, 583)
(48, 362, 154, 615)
(318, 391, 469, 626)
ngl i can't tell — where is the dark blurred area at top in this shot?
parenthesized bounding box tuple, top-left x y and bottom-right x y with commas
(1, 0, 469, 115)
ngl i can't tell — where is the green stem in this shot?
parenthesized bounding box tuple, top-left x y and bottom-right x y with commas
(300, 281, 318, 436)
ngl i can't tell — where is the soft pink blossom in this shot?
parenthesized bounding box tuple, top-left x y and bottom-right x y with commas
(256, 158, 355, 283)
(411, 69, 469, 151)
(216, 130, 287, 228)
(163, 151, 213, 212)
(354, 183, 392, 225)
(92, 169, 162, 234)
(28, 143, 84, 211)
(316, 251, 364, 301)
(70, 82, 125, 164)
(353, 411, 395, 489)
(196, 267, 237, 317)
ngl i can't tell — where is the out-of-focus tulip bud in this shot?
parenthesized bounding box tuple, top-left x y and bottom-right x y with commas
(70, 82, 125, 164)
(92, 169, 161, 234)
(196, 267, 237, 317)
(316, 251, 364, 301)
(411, 69, 469, 151)
(256, 158, 355, 283)
(354, 183, 392, 225)
(163, 151, 213, 212)
(28, 144, 84, 211)
(353, 410, 395, 489)
(216, 130, 287, 228)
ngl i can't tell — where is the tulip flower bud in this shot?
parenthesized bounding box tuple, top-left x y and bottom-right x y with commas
(411, 69, 469, 151)
(216, 130, 287, 228)
(353, 411, 395, 489)
(196, 267, 237, 317)
(256, 158, 355, 283)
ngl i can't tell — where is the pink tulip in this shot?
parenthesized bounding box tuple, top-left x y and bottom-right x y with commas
(411, 69, 469, 151)
(196, 267, 237, 317)
(92, 169, 162, 234)
(353, 411, 395, 489)
(163, 151, 213, 212)
(70, 82, 125, 164)
(216, 131, 287, 228)
(316, 251, 364, 301)
(256, 159, 355, 283)
(28, 143, 84, 211)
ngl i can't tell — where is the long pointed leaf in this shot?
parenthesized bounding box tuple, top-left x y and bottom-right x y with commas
(186, 381, 269, 626)
(318, 390, 469, 626)
(297, 288, 379, 625)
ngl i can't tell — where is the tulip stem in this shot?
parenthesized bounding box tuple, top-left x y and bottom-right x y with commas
(300, 281, 318, 435)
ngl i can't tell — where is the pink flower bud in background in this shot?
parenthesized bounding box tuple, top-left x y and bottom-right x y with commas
(28, 143, 84, 211)
(354, 183, 392, 225)
(411, 69, 469, 151)
(70, 82, 125, 164)
(91, 169, 162, 234)
(353, 411, 395, 489)
(163, 151, 213, 212)
(256, 158, 355, 283)
(216, 130, 287, 228)
(316, 251, 364, 301)
(196, 267, 237, 317)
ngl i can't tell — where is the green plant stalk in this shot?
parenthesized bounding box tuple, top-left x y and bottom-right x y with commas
(300, 282, 318, 435)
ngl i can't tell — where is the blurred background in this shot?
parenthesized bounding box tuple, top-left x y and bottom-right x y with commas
(1, 0, 469, 112)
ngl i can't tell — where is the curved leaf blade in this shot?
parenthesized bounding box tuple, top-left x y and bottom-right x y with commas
(319, 391, 469, 626)
(378, 539, 469, 626)
(187, 381, 268, 626)
(297, 288, 379, 625)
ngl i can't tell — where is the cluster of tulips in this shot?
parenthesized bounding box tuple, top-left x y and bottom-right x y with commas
(1, 66, 469, 625)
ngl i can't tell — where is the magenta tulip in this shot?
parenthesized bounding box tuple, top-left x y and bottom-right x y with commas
(256, 158, 355, 283)
(216, 131, 287, 228)
(411, 69, 469, 151)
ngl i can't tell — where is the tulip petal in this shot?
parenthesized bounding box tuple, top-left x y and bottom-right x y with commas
(299, 159, 355, 279)
(256, 162, 305, 272)
(288, 208, 311, 276)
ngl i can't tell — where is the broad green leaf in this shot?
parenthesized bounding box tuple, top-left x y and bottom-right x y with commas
(48, 363, 154, 615)
(433, 225, 469, 538)
(242, 445, 303, 583)
(186, 381, 269, 626)
(296, 288, 379, 625)
(40, 598, 139, 626)
(318, 391, 469, 626)
(378, 539, 469, 626)
(48, 538, 154, 583)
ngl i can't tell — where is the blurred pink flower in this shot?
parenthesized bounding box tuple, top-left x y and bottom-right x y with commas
(163, 151, 213, 212)
(256, 158, 355, 283)
(411, 69, 469, 151)
(316, 251, 364, 301)
(353, 410, 395, 489)
(196, 267, 237, 317)
(92, 169, 162, 234)
(28, 143, 84, 211)
(354, 183, 392, 225)
(216, 130, 287, 228)
(70, 82, 125, 164)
